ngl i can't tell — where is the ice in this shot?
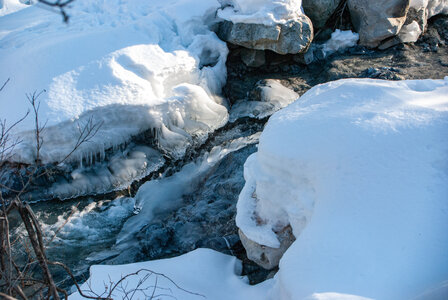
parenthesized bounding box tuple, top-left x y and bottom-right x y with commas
(217, 0, 304, 25)
(114, 132, 261, 251)
(238, 77, 448, 299)
(46, 145, 165, 200)
(0, 0, 228, 164)
(70, 248, 272, 300)
(229, 80, 299, 122)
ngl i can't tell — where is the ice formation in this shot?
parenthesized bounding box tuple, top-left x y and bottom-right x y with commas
(238, 78, 448, 299)
(229, 80, 299, 122)
(0, 0, 228, 164)
(217, 0, 304, 25)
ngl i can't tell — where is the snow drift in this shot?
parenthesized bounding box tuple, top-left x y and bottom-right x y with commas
(0, 0, 228, 164)
(237, 78, 448, 299)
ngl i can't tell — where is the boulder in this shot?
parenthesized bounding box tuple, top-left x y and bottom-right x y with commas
(302, 0, 341, 29)
(398, 0, 448, 44)
(239, 226, 295, 270)
(216, 16, 313, 55)
(348, 0, 410, 48)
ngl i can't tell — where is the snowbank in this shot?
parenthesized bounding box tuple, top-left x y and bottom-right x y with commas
(238, 78, 448, 299)
(217, 0, 304, 25)
(0, 0, 228, 164)
(70, 248, 272, 300)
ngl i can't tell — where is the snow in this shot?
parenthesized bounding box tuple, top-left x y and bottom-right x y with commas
(0, 0, 228, 164)
(237, 78, 448, 299)
(217, 0, 304, 25)
(70, 248, 272, 300)
(0, 0, 27, 16)
(322, 30, 359, 56)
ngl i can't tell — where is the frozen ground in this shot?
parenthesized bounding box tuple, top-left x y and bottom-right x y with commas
(0, 0, 228, 164)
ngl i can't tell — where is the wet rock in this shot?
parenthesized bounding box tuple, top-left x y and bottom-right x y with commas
(240, 48, 265, 67)
(359, 67, 405, 80)
(302, 0, 341, 29)
(348, 0, 410, 48)
(216, 16, 313, 55)
(239, 226, 295, 270)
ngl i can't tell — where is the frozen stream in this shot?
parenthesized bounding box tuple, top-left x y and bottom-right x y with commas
(14, 119, 265, 289)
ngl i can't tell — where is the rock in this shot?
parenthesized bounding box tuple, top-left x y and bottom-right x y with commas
(359, 67, 405, 80)
(348, 0, 410, 48)
(427, 0, 448, 18)
(239, 226, 295, 270)
(240, 48, 266, 67)
(398, 0, 448, 43)
(302, 0, 341, 29)
(216, 16, 313, 55)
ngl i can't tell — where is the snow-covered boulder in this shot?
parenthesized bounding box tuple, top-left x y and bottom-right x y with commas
(0, 0, 228, 164)
(348, 0, 410, 48)
(216, 0, 313, 55)
(237, 78, 448, 299)
(302, 0, 341, 29)
(399, 0, 448, 43)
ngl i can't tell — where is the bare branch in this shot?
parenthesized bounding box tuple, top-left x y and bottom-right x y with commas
(0, 78, 10, 92)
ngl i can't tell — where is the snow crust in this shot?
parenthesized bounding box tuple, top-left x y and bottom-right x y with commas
(70, 248, 272, 300)
(217, 0, 304, 25)
(238, 78, 448, 299)
(0, 0, 228, 164)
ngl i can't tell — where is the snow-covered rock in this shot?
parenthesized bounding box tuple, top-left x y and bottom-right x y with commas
(238, 78, 448, 299)
(0, 0, 228, 164)
(399, 0, 448, 43)
(348, 0, 410, 48)
(216, 0, 313, 54)
(218, 0, 304, 26)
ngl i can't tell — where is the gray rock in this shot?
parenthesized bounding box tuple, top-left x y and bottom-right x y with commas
(240, 48, 266, 67)
(217, 16, 313, 55)
(239, 226, 295, 270)
(348, 0, 410, 48)
(302, 0, 341, 29)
